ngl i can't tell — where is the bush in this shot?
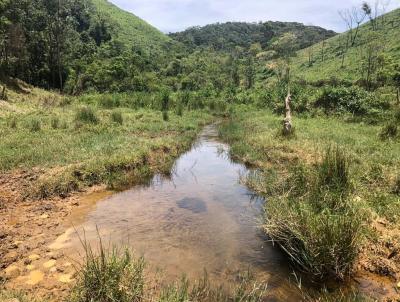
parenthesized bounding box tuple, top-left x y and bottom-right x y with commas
(70, 242, 144, 302)
(28, 118, 41, 132)
(75, 106, 99, 124)
(379, 121, 398, 140)
(111, 111, 123, 125)
(162, 110, 169, 121)
(100, 94, 121, 109)
(315, 86, 383, 116)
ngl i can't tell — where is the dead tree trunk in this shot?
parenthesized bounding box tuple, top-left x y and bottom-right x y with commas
(283, 92, 292, 135)
(397, 87, 400, 105)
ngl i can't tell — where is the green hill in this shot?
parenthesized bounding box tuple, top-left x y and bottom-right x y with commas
(169, 21, 336, 53)
(92, 0, 171, 52)
(292, 8, 400, 83)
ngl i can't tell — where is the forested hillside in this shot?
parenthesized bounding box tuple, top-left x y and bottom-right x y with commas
(169, 21, 336, 52)
(0, 0, 173, 94)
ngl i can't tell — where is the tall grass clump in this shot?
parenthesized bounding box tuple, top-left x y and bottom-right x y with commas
(8, 117, 17, 129)
(75, 106, 99, 124)
(28, 117, 41, 132)
(379, 121, 398, 140)
(318, 146, 350, 193)
(263, 146, 364, 280)
(51, 116, 60, 129)
(111, 111, 124, 125)
(70, 241, 145, 302)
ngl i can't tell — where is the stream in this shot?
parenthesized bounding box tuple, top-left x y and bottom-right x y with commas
(51, 124, 303, 301)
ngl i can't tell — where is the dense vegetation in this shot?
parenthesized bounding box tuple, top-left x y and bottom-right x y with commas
(169, 21, 336, 53)
(0, 0, 174, 93)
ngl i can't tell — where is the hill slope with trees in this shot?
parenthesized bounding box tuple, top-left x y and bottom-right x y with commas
(169, 21, 336, 53)
(291, 7, 400, 86)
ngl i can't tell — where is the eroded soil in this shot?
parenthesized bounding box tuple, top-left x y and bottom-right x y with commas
(0, 170, 111, 300)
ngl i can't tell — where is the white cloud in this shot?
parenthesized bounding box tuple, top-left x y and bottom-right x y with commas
(110, 0, 400, 33)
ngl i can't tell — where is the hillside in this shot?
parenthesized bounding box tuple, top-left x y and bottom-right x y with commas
(169, 21, 336, 52)
(92, 0, 171, 52)
(292, 8, 400, 83)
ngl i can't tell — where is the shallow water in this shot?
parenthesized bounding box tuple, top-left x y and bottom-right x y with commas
(54, 124, 303, 300)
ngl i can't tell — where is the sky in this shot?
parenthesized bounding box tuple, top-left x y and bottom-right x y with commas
(109, 0, 400, 33)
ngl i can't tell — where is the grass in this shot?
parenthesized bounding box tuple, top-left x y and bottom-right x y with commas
(69, 240, 267, 302)
(0, 86, 212, 199)
(70, 241, 145, 302)
(219, 106, 400, 279)
(91, 0, 170, 53)
(110, 110, 124, 125)
(292, 8, 400, 82)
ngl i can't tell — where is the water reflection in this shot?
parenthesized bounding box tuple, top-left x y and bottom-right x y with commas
(56, 124, 303, 301)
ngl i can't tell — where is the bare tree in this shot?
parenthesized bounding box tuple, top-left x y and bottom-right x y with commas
(271, 33, 297, 135)
(362, 0, 391, 30)
(339, 7, 366, 47)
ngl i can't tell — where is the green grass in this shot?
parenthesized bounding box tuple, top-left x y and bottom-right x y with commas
(0, 89, 212, 199)
(69, 239, 267, 302)
(292, 8, 400, 82)
(219, 106, 400, 279)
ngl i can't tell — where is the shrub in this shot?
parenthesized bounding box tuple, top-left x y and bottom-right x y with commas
(315, 86, 382, 116)
(162, 110, 169, 122)
(51, 116, 60, 129)
(100, 94, 121, 109)
(28, 118, 41, 132)
(161, 90, 170, 111)
(75, 106, 99, 124)
(379, 121, 398, 140)
(70, 242, 144, 302)
(111, 111, 123, 125)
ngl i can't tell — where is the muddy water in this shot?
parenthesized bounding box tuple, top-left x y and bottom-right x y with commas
(52, 125, 302, 301)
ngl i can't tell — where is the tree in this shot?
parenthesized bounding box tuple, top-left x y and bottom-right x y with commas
(360, 32, 385, 90)
(271, 33, 297, 135)
(362, 1, 390, 30)
(244, 56, 255, 89)
(339, 7, 366, 47)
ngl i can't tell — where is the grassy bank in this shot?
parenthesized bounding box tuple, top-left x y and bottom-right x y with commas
(219, 106, 400, 281)
(0, 85, 212, 200)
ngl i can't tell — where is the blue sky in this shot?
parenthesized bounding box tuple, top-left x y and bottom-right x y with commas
(110, 0, 400, 33)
